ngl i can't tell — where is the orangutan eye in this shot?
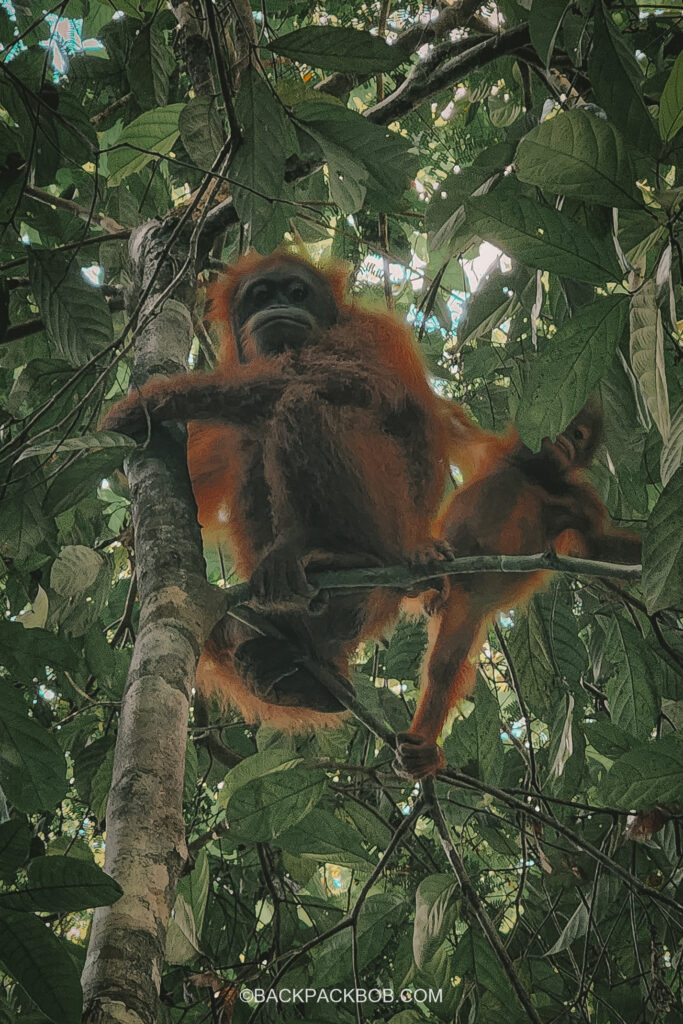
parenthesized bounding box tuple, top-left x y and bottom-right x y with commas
(250, 283, 270, 306)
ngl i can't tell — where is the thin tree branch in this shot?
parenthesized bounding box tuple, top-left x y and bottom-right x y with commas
(218, 552, 642, 617)
(368, 24, 532, 124)
(424, 778, 544, 1024)
(24, 185, 125, 232)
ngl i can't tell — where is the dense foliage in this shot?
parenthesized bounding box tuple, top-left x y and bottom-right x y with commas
(0, 1, 681, 1022)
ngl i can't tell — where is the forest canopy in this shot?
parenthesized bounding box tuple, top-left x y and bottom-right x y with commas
(0, 2, 681, 1023)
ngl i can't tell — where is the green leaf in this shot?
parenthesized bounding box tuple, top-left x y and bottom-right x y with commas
(279, 808, 374, 865)
(471, 675, 504, 784)
(50, 545, 105, 596)
(629, 279, 670, 442)
(547, 902, 590, 955)
(230, 68, 291, 247)
(516, 109, 640, 208)
(19, 432, 133, 464)
(224, 768, 326, 842)
(28, 252, 113, 365)
(0, 909, 82, 1024)
(0, 819, 29, 881)
(488, 89, 522, 128)
(457, 263, 518, 347)
(299, 124, 368, 213)
(527, 0, 571, 67)
(658, 51, 683, 142)
(599, 734, 683, 808)
(45, 447, 130, 516)
(516, 295, 629, 448)
(179, 95, 224, 171)
(129, 20, 171, 108)
(107, 104, 184, 187)
(16, 430, 133, 462)
(505, 601, 555, 718)
(165, 892, 200, 965)
(175, 849, 209, 937)
(268, 26, 403, 74)
(603, 619, 659, 741)
(0, 684, 68, 813)
(452, 928, 518, 1008)
(0, 621, 81, 683)
(583, 720, 634, 759)
(219, 748, 304, 805)
(660, 403, 683, 488)
(295, 101, 419, 209)
(73, 735, 116, 807)
(590, 2, 659, 155)
(413, 874, 458, 969)
(48, 546, 111, 637)
(426, 165, 499, 251)
(0, 486, 51, 561)
(0, 855, 121, 912)
(465, 192, 622, 284)
(642, 468, 683, 614)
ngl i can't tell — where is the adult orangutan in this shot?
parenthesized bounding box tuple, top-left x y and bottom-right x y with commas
(102, 251, 453, 730)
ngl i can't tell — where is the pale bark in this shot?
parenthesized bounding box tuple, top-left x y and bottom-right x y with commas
(81, 224, 219, 1024)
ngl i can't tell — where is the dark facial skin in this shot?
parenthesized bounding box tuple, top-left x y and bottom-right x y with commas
(540, 405, 602, 471)
(232, 262, 339, 355)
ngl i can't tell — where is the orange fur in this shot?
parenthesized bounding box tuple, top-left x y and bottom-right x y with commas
(184, 253, 453, 730)
(396, 408, 642, 779)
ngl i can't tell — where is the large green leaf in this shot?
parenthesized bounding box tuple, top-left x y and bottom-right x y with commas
(0, 909, 82, 1024)
(516, 109, 640, 208)
(629, 278, 670, 442)
(224, 768, 326, 842)
(50, 545, 105, 596)
(659, 51, 683, 142)
(452, 928, 519, 1008)
(179, 95, 224, 171)
(44, 447, 131, 516)
(603, 619, 659, 741)
(230, 68, 293, 247)
(0, 819, 29, 881)
(413, 874, 458, 969)
(599, 734, 683, 808)
(516, 295, 629, 448)
(465, 193, 622, 284)
(0, 855, 122, 911)
(28, 252, 113, 365)
(589, 2, 659, 155)
(299, 123, 368, 213)
(527, 0, 572, 67)
(268, 26, 403, 74)
(129, 20, 171, 108)
(0, 684, 67, 813)
(660, 403, 683, 487)
(278, 808, 375, 866)
(107, 104, 184, 187)
(642, 468, 683, 614)
(456, 263, 519, 347)
(295, 101, 418, 208)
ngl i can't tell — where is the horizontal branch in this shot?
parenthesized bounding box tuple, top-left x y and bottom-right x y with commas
(368, 23, 532, 124)
(316, 0, 485, 98)
(220, 551, 642, 611)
